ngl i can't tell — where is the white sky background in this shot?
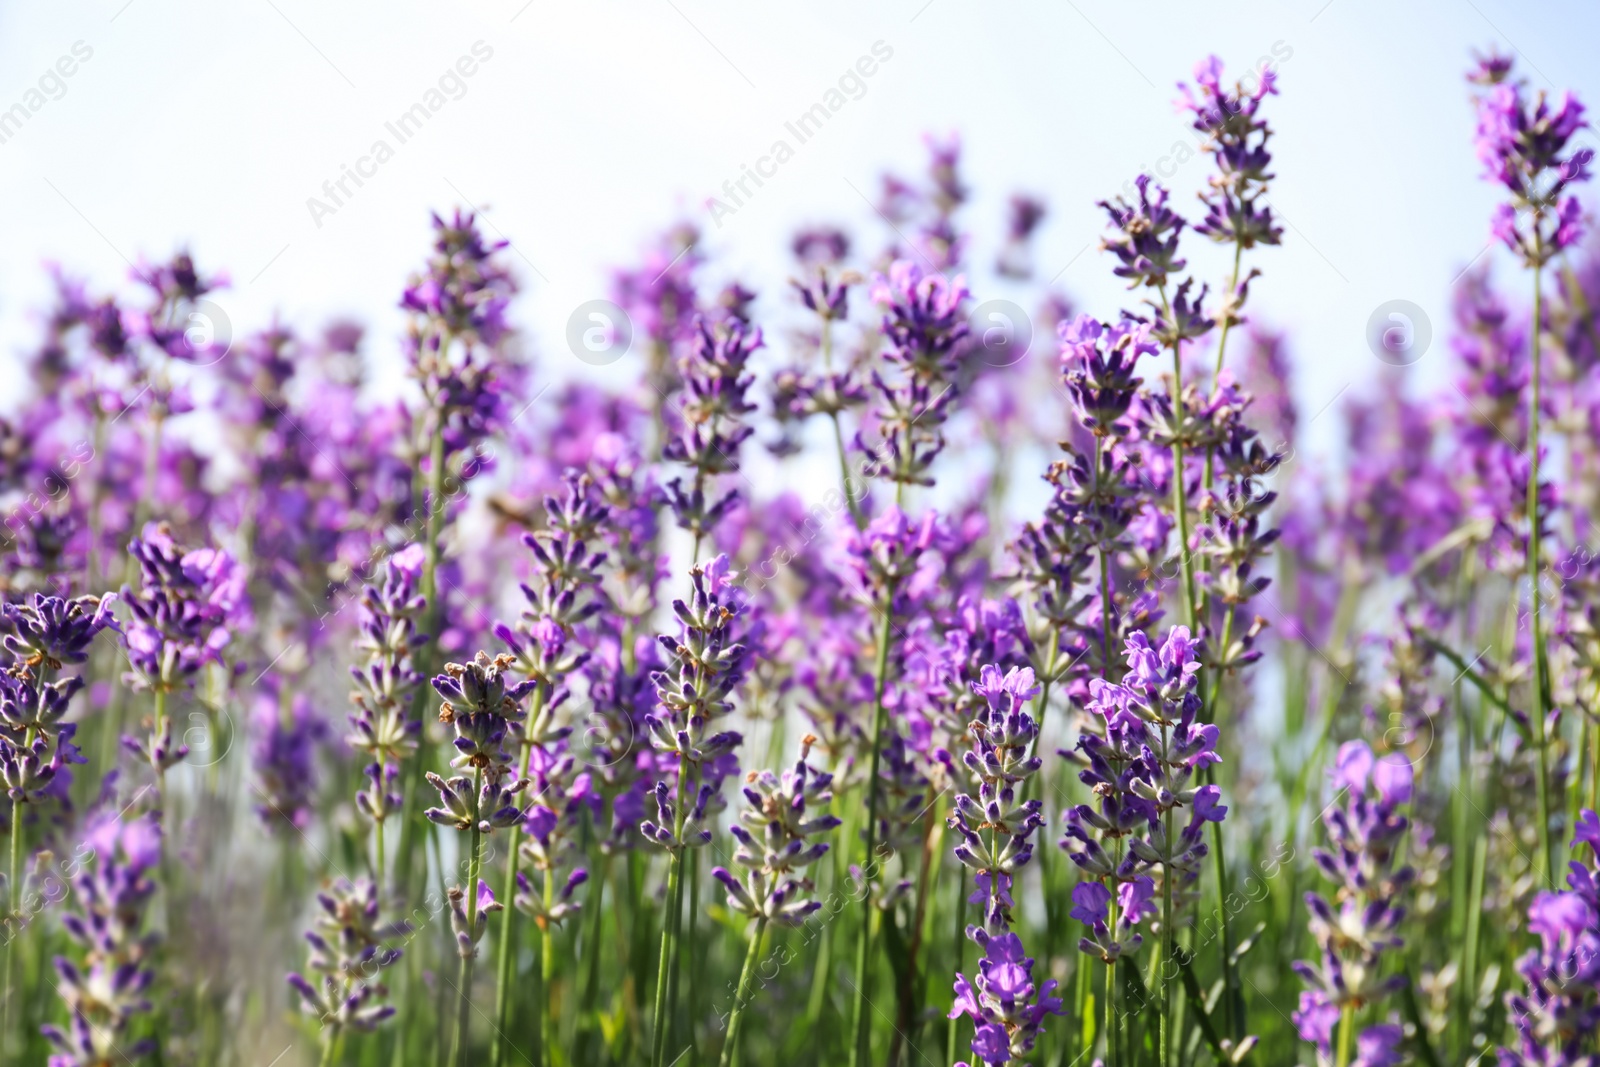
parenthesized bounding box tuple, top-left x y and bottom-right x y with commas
(1, 0, 1597, 478)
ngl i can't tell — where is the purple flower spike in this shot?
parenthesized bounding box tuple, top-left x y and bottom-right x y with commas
(948, 931, 1063, 1065)
(1469, 56, 1593, 265)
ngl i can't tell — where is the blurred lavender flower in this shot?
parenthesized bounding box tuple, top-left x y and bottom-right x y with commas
(44, 811, 162, 1066)
(1293, 741, 1416, 1064)
(285, 878, 409, 1034)
(860, 261, 969, 487)
(1469, 56, 1593, 265)
(251, 688, 328, 832)
(996, 194, 1047, 280)
(1497, 809, 1600, 1067)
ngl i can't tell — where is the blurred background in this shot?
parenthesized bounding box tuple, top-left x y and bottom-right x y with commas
(1, 0, 1597, 464)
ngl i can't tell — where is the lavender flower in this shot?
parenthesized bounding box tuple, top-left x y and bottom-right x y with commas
(861, 261, 970, 487)
(713, 735, 839, 926)
(348, 544, 427, 832)
(251, 688, 328, 831)
(44, 811, 162, 1066)
(119, 525, 248, 692)
(1293, 741, 1416, 1064)
(424, 653, 532, 862)
(949, 929, 1064, 1065)
(1497, 809, 1600, 1067)
(1470, 57, 1593, 265)
(285, 878, 409, 1034)
(1178, 55, 1284, 262)
(0, 592, 112, 820)
(949, 665, 1044, 933)
(642, 555, 748, 795)
(450, 879, 505, 960)
(1099, 176, 1188, 290)
(1063, 629, 1224, 956)
(662, 317, 762, 543)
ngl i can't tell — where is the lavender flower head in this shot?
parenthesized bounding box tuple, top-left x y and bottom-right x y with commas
(949, 929, 1064, 1065)
(1469, 56, 1593, 265)
(949, 665, 1045, 933)
(347, 544, 428, 829)
(713, 735, 840, 927)
(861, 260, 970, 486)
(423, 652, 531, 841)
(1497, 808, 1600, 1067)
(1293, 741, 1416, 1062)
(662, 316, 762, 541)
(1099, 175, 1188, 290)
(641, 555, 749, 851)
(0, 593, 113, 807)
(285, 877, 410, 1035)
(1063, 628, 1224, 959)
(1177, 55, 1284, 255)
(44, 811, 162, 1067)
(119, 523, 248, 693)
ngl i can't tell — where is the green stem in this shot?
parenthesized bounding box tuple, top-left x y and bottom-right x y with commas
(650, 754, 691, 1067)
(848, 592, 898, 1067)
(542, 866, 556, 1055)
(492, 688, 546, 1067)
(448, 765, 485, 1067)
(1213, 242, 1245, 381)
(1159, 286, 1200, 632)
(319, 1027, 340, 1067)
(1335, 1003, 1355, 1067)
(1160, 734, 1174, 1067)
(720, 919, 769, 1067)
(946, 866, 966, 1066)
(1526, 253, 1556, 888)
(2, 793, 20, 1053)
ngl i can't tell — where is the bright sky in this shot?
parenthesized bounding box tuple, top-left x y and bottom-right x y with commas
(2, 0, 1597, 467)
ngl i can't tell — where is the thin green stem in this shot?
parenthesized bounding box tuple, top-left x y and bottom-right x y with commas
(319, 1027, 340, 1067)
(1159, 287, 1200, 631)
(822, 318, 866, 532)
(542, 866, 556, 1055)
(2, 793, 20, 1053)
(946, 866, 966, 1066)
(650, 753, 691, 1067)
(720, 919, 769, 1067)
(1159, 727, 1174, 1067)
(1213, 242, 1245, 381)
(1526, 253, 1556, 888)
(848, 592, 898, 1067)
(1335, 1003, 1355, 1067)
(493, 687, 546, 1067)
(578, 851, 610, 1054)
(448, 765, 485, 1067)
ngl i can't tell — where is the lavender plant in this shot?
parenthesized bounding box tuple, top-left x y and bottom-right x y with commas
(1, 43, 1598, 1067)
